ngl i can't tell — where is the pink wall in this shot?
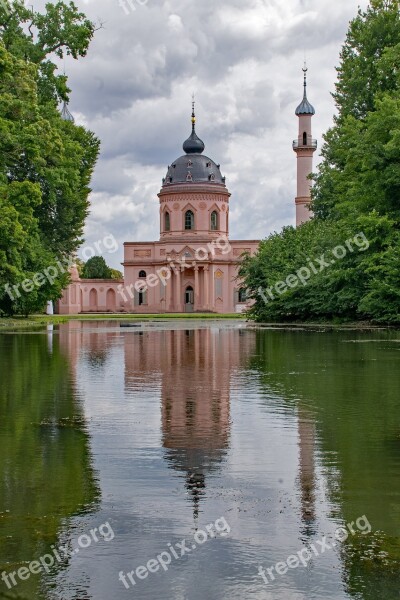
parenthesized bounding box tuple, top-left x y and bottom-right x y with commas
(57, 279, 125, 315)
(294, 113, 316, 226)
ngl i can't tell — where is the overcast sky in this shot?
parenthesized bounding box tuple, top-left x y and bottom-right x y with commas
(36, 0, 369, 269)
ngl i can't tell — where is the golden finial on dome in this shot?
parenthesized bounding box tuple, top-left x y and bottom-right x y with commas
(191, 93, 196, 126)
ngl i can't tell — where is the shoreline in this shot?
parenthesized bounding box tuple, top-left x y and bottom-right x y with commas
(247, 322, 399, 331)
(0, 313, 245, 332)
(0, 314, 398, 333)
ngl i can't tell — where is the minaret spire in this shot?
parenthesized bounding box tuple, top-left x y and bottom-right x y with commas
(60, 65, 75, 123)
(303, 63, 308, 99)
(60, 100, 75, 122)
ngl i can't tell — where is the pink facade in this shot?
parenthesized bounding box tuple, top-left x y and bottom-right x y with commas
(57, 77, 316, 315)
(122, 238, 259, 314)
(58, 278, 125, 315)
(56, 264, 124, 314)
(121, 172, 259, 313)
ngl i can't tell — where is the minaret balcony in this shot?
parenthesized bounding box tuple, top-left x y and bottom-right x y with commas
(293, 137, 317, 149)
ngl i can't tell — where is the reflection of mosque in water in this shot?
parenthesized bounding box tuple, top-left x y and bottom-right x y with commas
(57, 322, 318, 533)
(298, 410, 316, 538)
(124, 326, 256, 521)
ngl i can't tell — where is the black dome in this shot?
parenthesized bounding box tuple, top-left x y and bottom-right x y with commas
(163, 154, 226, 186)
(183, 130, 205, 154)
(295, 96, 315, 116)
(162, 101, 226, 187)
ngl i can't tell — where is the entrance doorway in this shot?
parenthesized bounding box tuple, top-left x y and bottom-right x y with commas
(185, 286, 194, 313)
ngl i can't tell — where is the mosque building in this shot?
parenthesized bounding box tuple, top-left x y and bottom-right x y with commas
(56, 69, 316, 315)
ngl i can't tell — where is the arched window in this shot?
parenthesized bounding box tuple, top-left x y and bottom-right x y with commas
(185, 210, 194, 230)
(106, 288, 116, 311)
(303, 131, 307, 146)
(210, 211, 218, 231)
(185, 286, 194, 305)
(138, 291, 146, 306)
(139, 270, 147, 278)
(165, 211, 170, 232)
(89, 288, 98, 311)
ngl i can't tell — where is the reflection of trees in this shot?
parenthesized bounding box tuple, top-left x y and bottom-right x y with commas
(84, 346, 109, 368)
(81, 324, 114, 368)
(250, 329, 400, 598)
(0, 332, 99, 599)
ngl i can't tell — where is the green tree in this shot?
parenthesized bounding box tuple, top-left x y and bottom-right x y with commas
(240, 0, 400, 324)
(82, 256, 113, 279)
(0, 332, 100, 598)
(110, 268, 123, 280)
(0, 0, 98, 103)
(0, 2, 100, 316)
(313, 0, 400, 220)
(333, 0, 400, 121)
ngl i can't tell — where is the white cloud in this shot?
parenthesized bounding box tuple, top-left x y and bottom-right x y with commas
(33, 0, 370, 268)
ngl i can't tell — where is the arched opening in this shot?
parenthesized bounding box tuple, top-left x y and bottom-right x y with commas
(303, 131, 307, 146)
(184, 285, 194, 312)
(210, 210, 218, 231)
(135, 284, 147, 307)
(238, 288, 247, 303)
(165, 211, 170, 232)
(89, 288, 98, 312)
(106, 288, 116, 311)
(139, 270, 147, 279)
(185, 210, 195, 230)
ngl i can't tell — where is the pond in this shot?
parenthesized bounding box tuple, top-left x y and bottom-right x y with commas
(0, 320, 399, 599)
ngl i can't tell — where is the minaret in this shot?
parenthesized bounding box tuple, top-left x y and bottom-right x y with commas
(293, 66, 317, 226)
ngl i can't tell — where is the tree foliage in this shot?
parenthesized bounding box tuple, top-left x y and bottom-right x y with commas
(240, 0, 400, 323)
(0, 0, 96, 103)
(82, 256, 113, 279)
(0, 332, 100, 597)
(0, 2, 99, 316)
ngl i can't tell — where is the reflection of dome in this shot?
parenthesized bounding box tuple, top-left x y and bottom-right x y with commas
(164, 447, 227, 524)
(163, 447, 228, 475)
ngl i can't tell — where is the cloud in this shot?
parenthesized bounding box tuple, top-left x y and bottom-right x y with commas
(33, 0, 370, 268)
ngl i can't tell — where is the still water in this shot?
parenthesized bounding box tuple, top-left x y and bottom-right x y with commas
(0, 320, 399, 600)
